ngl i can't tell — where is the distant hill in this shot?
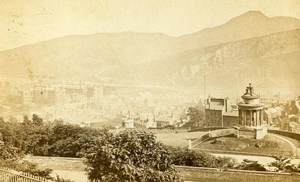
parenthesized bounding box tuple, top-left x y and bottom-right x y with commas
(0, 11, 300, 95)
(0, 33, 177, 82)
(179, 11, 300, 49)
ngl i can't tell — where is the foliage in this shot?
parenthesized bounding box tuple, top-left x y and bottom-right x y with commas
(168, 146, 236, 169)
(0, 115, 103, 157)
(0, 123, 21, 160)
(0, 159, 52, 179)
(185, 106, 205, 128)
(48, 123, 103, 157)
(269, 156, 299, 172)
(84, 130, 180, 182)
(234, 159, 266, 171)
(0, 145, 20, 160)
(53, 175, 75, 182)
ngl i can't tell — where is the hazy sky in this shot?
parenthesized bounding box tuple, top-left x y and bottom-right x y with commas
(1, 0, 300, 51)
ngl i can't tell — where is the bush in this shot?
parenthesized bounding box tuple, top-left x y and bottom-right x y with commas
(0, 145, 20, 160)
(47, 124, 103, 157)
(234, 159, 266, 171)
(269, 156, 299, 172)
(168, 146, 236, 169)
(84, 130, 180, 182)
(53, 175, 74, 182)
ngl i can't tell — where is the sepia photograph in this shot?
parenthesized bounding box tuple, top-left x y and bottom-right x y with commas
(0, 0, 300, 181)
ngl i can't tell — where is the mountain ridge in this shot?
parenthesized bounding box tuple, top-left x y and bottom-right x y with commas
(2, 11, 300, 53)
(0, 11, 299, 95)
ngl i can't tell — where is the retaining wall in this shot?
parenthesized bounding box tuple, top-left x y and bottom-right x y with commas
(268, 130, 300, 141)
(175, 166, 300, 182)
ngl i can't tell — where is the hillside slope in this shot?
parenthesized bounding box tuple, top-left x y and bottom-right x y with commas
(0, 11, 299, 95)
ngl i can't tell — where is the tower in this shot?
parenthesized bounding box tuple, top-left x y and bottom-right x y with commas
(236, 83, 267, 139)
(238, 83, 264, 127)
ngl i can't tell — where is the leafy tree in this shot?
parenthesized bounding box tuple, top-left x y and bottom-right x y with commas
(185, 106, 205, 128)
(0, 135, 20, 160)
(48, 124, 102, 157)
(23, 115, 31, 125)
(0, 115, 104, 157)
(84, 130, 180, 182)
(19, 115, 51, 155)
(32, 114, 44, 126)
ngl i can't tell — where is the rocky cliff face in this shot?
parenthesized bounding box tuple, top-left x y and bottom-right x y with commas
(165, 29, 300, 91)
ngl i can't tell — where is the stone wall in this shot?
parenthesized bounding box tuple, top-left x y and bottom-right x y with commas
(238, 129, 256, 139)
(175, 166, 300, 182)
(223, 115, 239, 127)
(208, 129, 235, 138)
(205, 109, 223, 127)
(268, 129, 300, 140)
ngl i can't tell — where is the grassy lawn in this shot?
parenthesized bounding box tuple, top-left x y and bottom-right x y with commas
(155, 131, 207, 147)
(278, 135, 300, 148)
(23, 156, 87, 182)
(194, 134, 293, 156)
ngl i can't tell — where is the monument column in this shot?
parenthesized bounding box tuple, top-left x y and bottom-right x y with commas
(260, 109, 268, 124)
(255, 111, 258, 126)
(250, 110, 252, 127)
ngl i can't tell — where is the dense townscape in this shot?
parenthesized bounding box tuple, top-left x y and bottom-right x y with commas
(1, 1, 300, 181)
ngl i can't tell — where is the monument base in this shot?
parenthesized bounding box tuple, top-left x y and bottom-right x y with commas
(234, 125, 267, 139)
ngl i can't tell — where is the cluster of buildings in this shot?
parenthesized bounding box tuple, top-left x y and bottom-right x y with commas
(2, 78, 299, 135)
(205, 84, 266, 139)
(204, 83, 300, 137)
(0, 80, 197, 127)
(0, 80, 105, 123)
(122, 111, 187, 129)
(113, 83, 300, 135)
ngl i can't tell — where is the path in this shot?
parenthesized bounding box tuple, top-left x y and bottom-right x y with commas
(269, 133, 298, 157)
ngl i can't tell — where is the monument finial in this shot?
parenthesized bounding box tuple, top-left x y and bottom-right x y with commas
(242, 83, 259, 99)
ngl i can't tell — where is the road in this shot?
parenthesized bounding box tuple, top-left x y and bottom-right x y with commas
(269, 133, 298, 157)
(212, 153, 300, 165)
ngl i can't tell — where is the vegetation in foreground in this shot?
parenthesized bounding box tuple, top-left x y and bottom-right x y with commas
(1, 115, 300, 182)
(84, 130, 180, 182)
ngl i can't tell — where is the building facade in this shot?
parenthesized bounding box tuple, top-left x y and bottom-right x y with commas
(205, 98, 239, 127)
